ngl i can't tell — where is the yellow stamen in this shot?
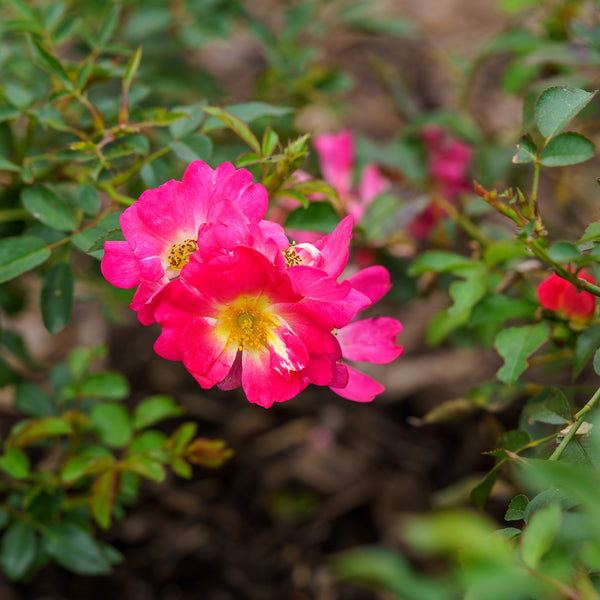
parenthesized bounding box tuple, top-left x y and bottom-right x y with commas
(218, 296, 276, 351)
(283, 243, 302, 268)
(168, 239, 198, 269)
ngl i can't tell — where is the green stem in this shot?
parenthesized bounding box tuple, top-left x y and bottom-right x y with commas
(433, 193, 491, 249)
(0, 209, 30, 224)
(530, 161, 541, 205)
(526, 239, 600, 297)
(549, 385, 600, 461)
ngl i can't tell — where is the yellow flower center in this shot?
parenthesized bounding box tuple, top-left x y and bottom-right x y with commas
(218, 296, 276, 351)
(168, 239, 198, 269)
(283, 243, 302, 268)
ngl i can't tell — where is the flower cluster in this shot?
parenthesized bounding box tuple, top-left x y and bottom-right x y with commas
(102, 161, 403, 407)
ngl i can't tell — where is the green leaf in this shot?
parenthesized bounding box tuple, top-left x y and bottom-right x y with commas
(202, 102, 292, 132)
(0, 156, 21, 172)
(41, 262, 74, 334)
(505, 494, 529, 521)
(61, 453, 112, 483)
(262, 127, 279, 156)
(495, 323, 550, 384)
(133, 395, 183, 430)
(120, 455, 166, 482)
(8, 417, 72, 448)
(408, 250, 473, 276)
(91, 403, 132, 448)
(284, 201, 340, 233)
(547, 240, 581, 262)
(539, 132, 595, 167)
(512, 134, 537, 164)
(129, 430, 168, 454)
(447, 265, 487, 317)
(0, 236, 50, 283)
(14, 382, 56, 417)
(27, 36, 72, 88)
(91, 468, 116, 529)
(75, 185, 100, 216)
(80, 371, 130, 401)
(574, 323, 600, 378)
(71, 212, 122, 259)
(169, 133, 213, 162)
(43, 522, 111, 575)
(594, 349, 600, 376)
(0, 521, 37, 580)
(97, 3, 120, 47)
(123, 45, 142, 93)
(201, 106, 261, 154)
(520, 502, 562, 569)
(0, 448, 30, 479)
(580, 220, 600, 244)
(21, 184, 77, 231)
(535, 86, 597, 140)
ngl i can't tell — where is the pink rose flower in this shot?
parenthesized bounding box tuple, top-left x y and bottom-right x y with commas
(153, 246, 345, 407)
(101, 161, 268, 324)
(537, 269, 597, 321)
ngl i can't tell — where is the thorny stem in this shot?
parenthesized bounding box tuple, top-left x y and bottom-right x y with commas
(549, 385, 600, 461)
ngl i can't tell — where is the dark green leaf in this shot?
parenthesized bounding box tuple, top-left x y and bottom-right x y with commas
(574, 323, 600, 377)
(21, 184, 77, 231)
(169, 133, 212, 162)
(505, 494, 529, 521)
(535, 86, 596, 140)
(512, 134, 537, 164)
(27, 36, 72, 89)
(75, 185, 100, 216)
(539, 132, 594, 167)
(201, 106, 261, 154)
(580, 220, 600, 243)
(91, 403, 132, 448)
(470, 462, 503, 509)
(495, 323, 550, 384)
(98, 4, 120, 47)
(0, 521, 37, 581)
(14, 382, 56, 417)
(0, 236, 50, 283)
(284, 201, 340, 233)
(43, 522, 111, 575)
(41, 262, 74, 334)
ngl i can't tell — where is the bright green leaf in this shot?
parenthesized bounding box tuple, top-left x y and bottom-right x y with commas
(547, 241, 581, 262)
(495, 323, 550, 384)
(0, 448, 30, 479)
(133, 395, 183, 430)
(535, 86, 596, 140)
(408, 250, 473, 276)
(0, 236, 50, 283)
(539, 132, 594, 167)
(41, 262, 74, 334)
(120, 455, 165, 482)
(0, 521, 37, 581)
(91, 468, 116, 529)
(90, 403, 132, 448)
(80, 371, 130, 401)
(8, 416, 72, 448)
(21, 184, 77, 231)
(448, 265, 487, 317)
(520, 502, 562, 569)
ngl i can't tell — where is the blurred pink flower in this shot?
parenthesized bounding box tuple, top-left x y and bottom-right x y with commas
(537, 269, 596, 321)
(409, 125, 472, 242)
(313, 130, 389, 223)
